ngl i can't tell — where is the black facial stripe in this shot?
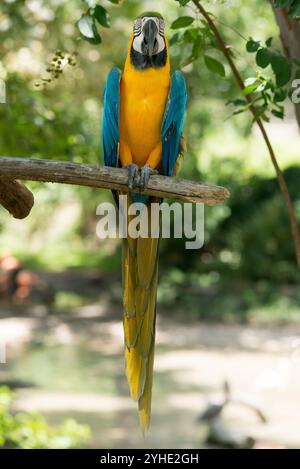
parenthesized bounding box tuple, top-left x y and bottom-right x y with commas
(130, 47, 167, 70)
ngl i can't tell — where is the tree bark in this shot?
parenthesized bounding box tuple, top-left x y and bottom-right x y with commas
(0, 157, 230, 219)
(0, 178, 34, 219)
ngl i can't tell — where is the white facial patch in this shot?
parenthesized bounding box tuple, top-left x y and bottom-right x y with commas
(132, 17, 165, 55)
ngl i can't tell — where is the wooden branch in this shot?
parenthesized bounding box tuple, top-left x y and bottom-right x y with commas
(0, 157, 230, 212)
(0, 177, 34, 219)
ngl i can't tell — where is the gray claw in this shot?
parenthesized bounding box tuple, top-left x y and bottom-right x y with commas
(140, 165, 159, 190)
(125, 163, 140, 190)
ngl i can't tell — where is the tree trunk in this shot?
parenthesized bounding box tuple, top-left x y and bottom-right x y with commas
(271, 5, 300, 129)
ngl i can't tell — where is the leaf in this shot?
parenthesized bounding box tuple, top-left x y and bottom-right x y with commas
(256, 48, 273, 68)
(261, 114, 270, 123)
(227, 98, 247, 107)
(175, 0, 191, 5)
(256, 82, 268, 93)
(252, 105, 269, 123)
(244, 77, 257, 86)
(246, 39, 260, 53)
(184, 28, 199, 42)
(271, 54, 291, 87)
(242, 84, 258, 96)
(274, 0, 294, 8)
(288, 2, 300, 18)
(93, 5, 110, 28)
(76, 15, 95, 39)
(232, 108, 247, 116)
(272, 109, 284, 119)
(273, 88, 288, 103)
(204, 55, 225, 77)
(266, 37, 273, 47)
(77, 15, 101, 45)
(192, 36, 203, 59)
(83, 32, 102, 45)
(171, 16, 194, 29)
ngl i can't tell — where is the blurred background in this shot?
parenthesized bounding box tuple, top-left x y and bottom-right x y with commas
(1, 0, 300, 449)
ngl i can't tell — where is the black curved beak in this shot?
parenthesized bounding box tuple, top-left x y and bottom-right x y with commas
(142, 19, 158, 57)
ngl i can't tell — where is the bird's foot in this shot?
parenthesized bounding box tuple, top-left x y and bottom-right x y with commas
(125, 163, 140, 190)
(139, 165, 159, 190)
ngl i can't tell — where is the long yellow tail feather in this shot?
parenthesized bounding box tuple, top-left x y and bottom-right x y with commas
(122, 197, 159, 432)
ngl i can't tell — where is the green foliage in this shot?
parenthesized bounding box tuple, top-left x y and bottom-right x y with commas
(204, 55, 226, 77)
(222, 169, 300, 282)
(93, 5, 111, 28)
(169, 1, 297, 125)
(246, 39, 260, 53)
(77, 14, 102, 45)
(249, 38, 293, 87)
(171, 16, 195, 29)
(169, 1, 294, 122)
(76, 0, 121, 45)
(1, 0, 300, 288)
(226, 35, 298, 122)
(0, 76, 100, 164)
(0, 387, 90, 449)
(159, 160, 300, 285)
(69, 0, 298, 129)
(274, 0, 300, 18)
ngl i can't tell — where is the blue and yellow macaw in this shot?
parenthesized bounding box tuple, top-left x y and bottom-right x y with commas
(102, 12, 187, 431)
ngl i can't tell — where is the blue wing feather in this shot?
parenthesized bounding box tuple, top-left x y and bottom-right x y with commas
(102, 67, 121, 167)
(161, 71, 187, 176)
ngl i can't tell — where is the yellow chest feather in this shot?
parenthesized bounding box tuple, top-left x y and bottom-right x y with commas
(120, 66, 170, 165)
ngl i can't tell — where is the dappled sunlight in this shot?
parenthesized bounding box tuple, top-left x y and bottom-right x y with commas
(2, 304, 300, 447)
(2, 266, 300, 447)
(0, 317, 36, 348)
(14, 390, 133, 413)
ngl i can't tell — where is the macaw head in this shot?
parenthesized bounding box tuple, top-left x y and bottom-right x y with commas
(130, 12, 167, 70)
